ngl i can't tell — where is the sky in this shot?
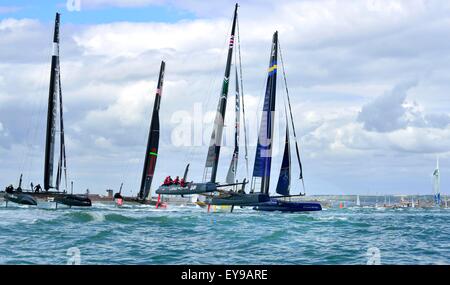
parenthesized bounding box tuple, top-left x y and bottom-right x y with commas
(0, 0, 449, 196)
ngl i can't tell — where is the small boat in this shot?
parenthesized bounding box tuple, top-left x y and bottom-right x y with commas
(433, 157, 441, 206)
(254, 199, 322, 212)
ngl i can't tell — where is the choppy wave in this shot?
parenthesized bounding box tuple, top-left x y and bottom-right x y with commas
(0, 204, 449, 265)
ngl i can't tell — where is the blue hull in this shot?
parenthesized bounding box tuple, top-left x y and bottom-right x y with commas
(254, 199, 322, 212)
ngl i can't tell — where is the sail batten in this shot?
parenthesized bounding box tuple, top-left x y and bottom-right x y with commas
(204, 3, 238, 183)
(252, 31, 278, 194)
(138, 61, 165, 201)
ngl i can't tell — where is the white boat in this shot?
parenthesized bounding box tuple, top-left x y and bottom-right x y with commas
(433, 157, 441, 206)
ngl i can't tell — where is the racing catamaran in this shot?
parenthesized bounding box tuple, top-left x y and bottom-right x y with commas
(156, 3, 248, 197)
(113, 61, 167, 207)
(3, 13, 91, 208)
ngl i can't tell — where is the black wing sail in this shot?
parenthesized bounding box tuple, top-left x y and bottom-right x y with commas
(204, 3, 238, 183)
(276, 111, 291, 196)
(138, 61, 165, 201)
(44, 13, 60, 191)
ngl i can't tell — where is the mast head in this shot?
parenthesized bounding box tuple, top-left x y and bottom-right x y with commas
(53, 13, 61, 44)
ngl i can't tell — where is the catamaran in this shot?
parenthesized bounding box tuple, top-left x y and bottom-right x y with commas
(155, 3, 249, 198)
(3, 13, 91, 208)
(113, 61, 167, 207)
(250, 32, 321, 212)
(207, 31, 321, 212)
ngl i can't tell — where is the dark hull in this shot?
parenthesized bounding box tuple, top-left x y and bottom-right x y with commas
(208, 192, 270, 206)
(4, 193, 37, 206)
(54, 195, 92, 207)
(2, 190, 70, 200)
(122, 196, 157, 205)
(254, 199, 322, 212)
(156, 182, 217, 195)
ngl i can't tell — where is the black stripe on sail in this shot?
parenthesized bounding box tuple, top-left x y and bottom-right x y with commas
(139, 61, 165, 201)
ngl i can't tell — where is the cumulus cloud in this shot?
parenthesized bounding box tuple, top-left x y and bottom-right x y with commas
(1, 0, 450, 194)
(357, 80, 418, 132)
(357, 80, 450, 132)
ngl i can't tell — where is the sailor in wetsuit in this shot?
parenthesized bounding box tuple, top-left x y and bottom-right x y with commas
(34, 184, 42, 193)
(163, 176, 174, 186)
(5, 185, 14, 194)
(180, 178, 186, 188)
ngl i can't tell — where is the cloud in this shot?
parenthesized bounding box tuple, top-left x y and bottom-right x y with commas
(1, 0, 450, 194)
(357, 80, 418, 132)
(357, 80, 450, 133)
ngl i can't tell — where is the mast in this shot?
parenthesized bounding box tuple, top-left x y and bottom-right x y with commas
(138, 61, 165, 201)
(226, 67, 241, 184)
(204, 3, 238, 183)
(251, 31, 278, 194)
(44, 13, 60, 191)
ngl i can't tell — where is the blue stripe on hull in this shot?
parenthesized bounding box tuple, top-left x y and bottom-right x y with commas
(254, 199, 322, 212)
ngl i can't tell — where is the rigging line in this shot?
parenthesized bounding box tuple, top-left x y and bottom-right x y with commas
(236, 15, 249, 180)
(58, 57, 68, 191)
(278, 39, 306, 195)
(185, 10, 236, 182)
(18, 59, 47, 183)
(202, 7, 239, 183)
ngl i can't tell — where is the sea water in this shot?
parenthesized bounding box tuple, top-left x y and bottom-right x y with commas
(0, 202, 449, 264)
